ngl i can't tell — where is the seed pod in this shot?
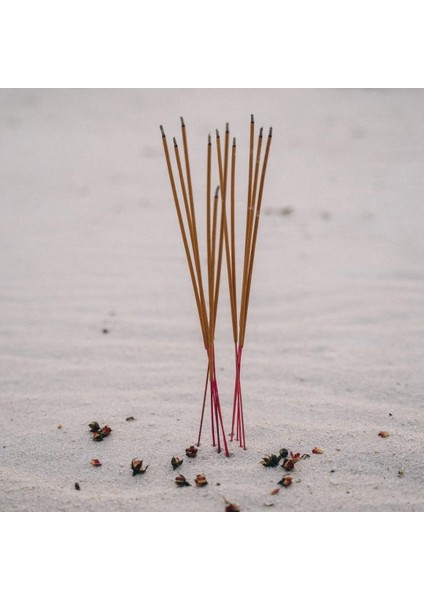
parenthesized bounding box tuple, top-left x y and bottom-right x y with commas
(224, 498, 240, 512)
(278, 448, 289, 459)
(378, 431, 390, 438)
(312, 447, 324, 454)
(195, 474, 208, 487)
(100, 425, 112, 437)
(175, 474, 191, 487)
(260, 454, 281, 468)
(90, 459, 102, 467)
(282, 458, 295, 471)
(131, 458, 148, 476)
(278, 475, 293, 487)
(171, 456, 183, 470)
(89, 421, 100, 432)
(185, 445, 198, 458)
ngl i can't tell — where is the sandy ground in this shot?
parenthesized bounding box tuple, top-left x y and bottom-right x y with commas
(0, 88, 423, 511)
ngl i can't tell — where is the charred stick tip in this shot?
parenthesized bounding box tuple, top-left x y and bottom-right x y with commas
(225, 122, 229, 133)
(214, 186, 220, 197)
(160, 125, 165, 137)
(251, 114, 254, 123)
(180, 116, 185, 127)
(208, 133, 211, 145)
(259, 127, 263, 137)
(269, 126, 273, 137)
(233, 137, 236, 147)
(216, 128, 220, 138)
(173, 137, 178, 147)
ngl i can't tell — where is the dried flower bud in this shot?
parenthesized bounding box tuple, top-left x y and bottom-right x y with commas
(224, 498, 240, 512)
(74, 482, 80, 490)
(260, 454, 281, 468)
(126, 416, 136, 422)
(278, 475, 293, 487)
(89, 421, 100, 432)
(100, 425, 112, 437)
(282, 458, 295, 471)
(278, 448, 289, 459)
(312, 447, 324, 454)
(185, 445, 198, 458)
(270, 488, 280, 495)
(131, 458, 148, 476)
(195, 474, 208, 487)
(175, 474, 191, 487)
(90, 458, 102, 467)
(171, 456, 183, 470)
(92, 431, 104, 442)
(378, 431, 390, 438)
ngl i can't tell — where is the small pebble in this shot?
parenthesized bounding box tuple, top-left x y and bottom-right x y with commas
(75, 482, 80, 490)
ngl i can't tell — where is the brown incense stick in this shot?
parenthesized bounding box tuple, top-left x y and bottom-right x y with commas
(239, 126, 264, 346)
(160, 126, 207, 347)
(213, 128, 231, 331)
(161, 120, 229, 456)
(230, 136, 238, 344)
(180, 118, 209, 345)
(240, 127, 273, 347)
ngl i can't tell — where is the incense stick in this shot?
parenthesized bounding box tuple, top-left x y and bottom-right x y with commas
(161, 120, 229, 456)
(161, 116, 272, 455)
(228, 118, 273, 448)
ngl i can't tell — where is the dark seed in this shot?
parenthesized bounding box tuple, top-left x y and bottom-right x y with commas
(75, 482, 80, 490)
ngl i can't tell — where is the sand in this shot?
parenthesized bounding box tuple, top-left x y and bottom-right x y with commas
(1, 88, 423, 511)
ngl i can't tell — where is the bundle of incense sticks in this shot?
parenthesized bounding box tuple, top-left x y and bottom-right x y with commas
(160, 118, 229, 456)
(228, 116, 273, 449)
(160, 116, 272, 454)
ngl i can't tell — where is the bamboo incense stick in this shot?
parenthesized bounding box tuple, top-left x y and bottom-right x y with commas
(160, 126, 207, 348)
(161, 115, 271, 456)
(230, 137, 238, 343)
(240, 127, 273, 346)
(161, 119, 229, 456)
(227, 117, 273, 448)
(180, 118, 209, 346)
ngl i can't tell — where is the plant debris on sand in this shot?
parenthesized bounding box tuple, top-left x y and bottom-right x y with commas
(171, 456, 183, 470)
(131, 459, 148, 476)
(175, 474, 191, 487)
(88, 422, 112, 441)
(260, 448, 288, 467)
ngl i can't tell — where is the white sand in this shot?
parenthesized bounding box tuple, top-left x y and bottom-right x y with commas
(1, 89, 423, 511)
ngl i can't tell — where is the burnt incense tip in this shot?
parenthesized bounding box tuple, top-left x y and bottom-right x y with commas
(208, 133, 211, 145)
(251, 114, 254, 123)
(226, 122, 229, 133)
(160, 125, 165, 137)
(214, 185, 220, 197)
(180, 116, 185, 127)
(173, 136, 178, 147)
(233, 137, 236, 147)
(259, 127, 263, 137)
(216, 128, 220, 138)
(269, 126, 273, 137)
